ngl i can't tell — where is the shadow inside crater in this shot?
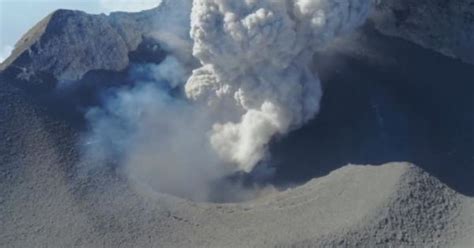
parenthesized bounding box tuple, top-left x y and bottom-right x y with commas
(269, 25, 474, 196)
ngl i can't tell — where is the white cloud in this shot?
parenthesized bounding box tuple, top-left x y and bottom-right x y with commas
(0, 45, 14, 63)
(99, 0, 162, 13)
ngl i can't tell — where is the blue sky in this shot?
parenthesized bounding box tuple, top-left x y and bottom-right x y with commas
(0, 0, 161, 62)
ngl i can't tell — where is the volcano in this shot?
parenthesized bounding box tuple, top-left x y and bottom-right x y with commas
(1, 0, 473, 247)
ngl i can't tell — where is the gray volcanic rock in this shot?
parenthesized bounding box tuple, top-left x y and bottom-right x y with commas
(0, 8, 162, 82)
(371, 0, 474, 64)
(1, 10, 127, 82)
(0, 0, 192, 85)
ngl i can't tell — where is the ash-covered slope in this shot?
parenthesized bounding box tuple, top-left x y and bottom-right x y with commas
(0, 125, 472, 248)
(0, 97, 471, 248)
(1, 45, 474, 248)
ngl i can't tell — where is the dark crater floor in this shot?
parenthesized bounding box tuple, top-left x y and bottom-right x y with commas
(270, 26, 474, 196)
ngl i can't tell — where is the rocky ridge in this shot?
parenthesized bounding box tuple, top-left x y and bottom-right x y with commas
(1, 0, 473, 85)
(0, 7, 161, 83)
(371, 0, 474, 64)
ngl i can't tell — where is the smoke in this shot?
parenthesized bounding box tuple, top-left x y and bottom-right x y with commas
(83, 55, 229, 201)
(148, 0, 196, 69)
(83, 0, 372, 201)
(186, 0, 371, 172)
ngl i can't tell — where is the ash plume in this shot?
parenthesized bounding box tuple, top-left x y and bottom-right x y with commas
(83, 0, 372, 201)
(187, 0, 372, 172)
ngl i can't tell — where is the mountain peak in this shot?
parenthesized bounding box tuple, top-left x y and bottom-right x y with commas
(0, 8, 159, 82)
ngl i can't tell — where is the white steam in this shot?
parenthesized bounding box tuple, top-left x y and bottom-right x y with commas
(186, 0, 371, 172)
(84, 0, 371, 201)
(84, 55, 230, 201)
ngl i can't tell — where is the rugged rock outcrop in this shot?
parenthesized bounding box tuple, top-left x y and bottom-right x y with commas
(0, 0, 194, 85)
(0, 8, 161, 83)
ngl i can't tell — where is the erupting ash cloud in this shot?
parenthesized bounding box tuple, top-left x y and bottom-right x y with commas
(84, 0, 372, 201)
(187, 0, 371, 172)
